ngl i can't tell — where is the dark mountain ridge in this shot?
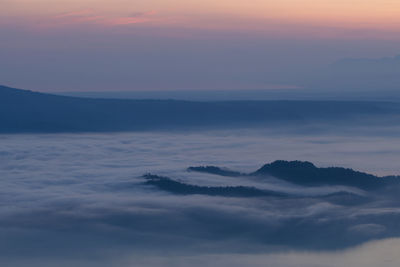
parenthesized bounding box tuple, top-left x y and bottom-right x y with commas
(188, 160, 399, 190)
(142, 173, 369, 205)
(1, 85, 400, 133)
(143, 174, 286, 197)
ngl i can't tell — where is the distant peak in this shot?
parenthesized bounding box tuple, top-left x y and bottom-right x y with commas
(257, 160, 316, 172)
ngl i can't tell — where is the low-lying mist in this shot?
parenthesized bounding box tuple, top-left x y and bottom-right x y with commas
(1, 128, 400, 266)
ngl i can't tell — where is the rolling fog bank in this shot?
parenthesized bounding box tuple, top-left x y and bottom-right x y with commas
(1, 129, 400, 266)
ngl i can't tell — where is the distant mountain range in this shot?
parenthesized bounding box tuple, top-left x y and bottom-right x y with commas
(308, 55, 400, 91)
(1, 85, 400, 133)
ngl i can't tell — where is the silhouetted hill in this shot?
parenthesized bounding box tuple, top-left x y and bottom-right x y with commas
(2, 85, 400, 133)
(187, 160, 399, 190)
(143, 174, 286, 197)
(143, 170, 369, 204)
(253, 160, 397, 189)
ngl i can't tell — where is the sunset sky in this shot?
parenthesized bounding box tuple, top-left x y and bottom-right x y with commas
(1, 0, 400, 91)
(4, 0, 400, 33)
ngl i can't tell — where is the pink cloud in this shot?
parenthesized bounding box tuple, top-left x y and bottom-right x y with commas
(48, 9, 157, 27)
(107, 11, 157, 25)
(106, 17, 150, 25)
(129, 10, 157, 18)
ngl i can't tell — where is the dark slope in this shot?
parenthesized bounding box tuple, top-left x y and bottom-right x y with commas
(253, 160, 398, 190)
(143, 174, 286, 197)
(1, 85, 400, 133)
(143, 169, 371, 209)
(188, 161, 399, 190)
(143, 174, 369, 204)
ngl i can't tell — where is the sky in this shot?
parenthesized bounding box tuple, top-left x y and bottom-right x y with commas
(1, 0, 400, 92)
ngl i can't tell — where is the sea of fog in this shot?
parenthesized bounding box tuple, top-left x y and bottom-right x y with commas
(1, 129, 400, 266)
